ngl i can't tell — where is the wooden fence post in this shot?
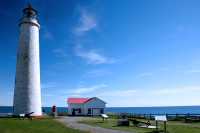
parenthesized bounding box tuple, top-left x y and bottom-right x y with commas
(164, 121, 167, 133)
(156, 121, 158, 131)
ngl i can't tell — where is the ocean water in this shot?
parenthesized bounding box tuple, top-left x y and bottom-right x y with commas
(1, 106, 200, 114)
(105, 106, 200, 114)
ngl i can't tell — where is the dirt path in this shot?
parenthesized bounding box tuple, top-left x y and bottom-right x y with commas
(56, 117, 132, 133)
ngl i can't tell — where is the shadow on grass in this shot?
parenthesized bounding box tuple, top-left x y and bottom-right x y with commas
(146, 130, 169, 133)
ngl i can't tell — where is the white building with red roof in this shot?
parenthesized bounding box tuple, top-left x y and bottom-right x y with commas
(67, 97, 106, 116)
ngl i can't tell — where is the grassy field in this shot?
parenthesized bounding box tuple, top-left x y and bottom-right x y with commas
(0, 118, 88, 133)
(79, 117, 200, 133)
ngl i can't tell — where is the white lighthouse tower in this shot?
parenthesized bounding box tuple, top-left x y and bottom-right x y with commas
(13, 5, 42, 116)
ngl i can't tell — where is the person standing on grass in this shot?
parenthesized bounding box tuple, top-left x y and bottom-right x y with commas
(52, 105, 57, 117)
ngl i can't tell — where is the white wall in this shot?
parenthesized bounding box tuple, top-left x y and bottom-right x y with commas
(84, 98, 106, 115)
(68, 98, 106, 116)
(14, 16, 42, 116)
(68, 103, 85, 115)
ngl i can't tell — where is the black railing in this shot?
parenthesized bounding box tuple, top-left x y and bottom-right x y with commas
(107, 112, 200, 121)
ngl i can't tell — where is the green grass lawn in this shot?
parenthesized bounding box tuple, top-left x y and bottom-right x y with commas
(79, 117, 200, 133)
(0, 118, 88, 133)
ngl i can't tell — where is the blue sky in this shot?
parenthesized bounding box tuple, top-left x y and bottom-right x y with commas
(1, 0, 200, 107)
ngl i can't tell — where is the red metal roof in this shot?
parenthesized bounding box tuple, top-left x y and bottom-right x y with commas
(67, 98, 90, 104)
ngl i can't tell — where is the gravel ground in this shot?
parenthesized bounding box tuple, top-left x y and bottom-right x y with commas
(56, 116, 132, 133)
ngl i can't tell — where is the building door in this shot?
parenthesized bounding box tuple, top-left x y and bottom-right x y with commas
(88, 108, 91, 115)
(72, 109, 75, 116)
(72, 108, 82, 116)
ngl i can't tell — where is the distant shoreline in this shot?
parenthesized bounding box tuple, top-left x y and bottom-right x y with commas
(1, 105, 200, 114)
(1, 105, 200, 108)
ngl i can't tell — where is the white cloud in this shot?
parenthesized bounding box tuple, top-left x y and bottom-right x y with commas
(52, 48, 68, 57)
(74, 8, 97, 35)
(71, 84, 107, 95)
(84, 69, 111, 78)
(40, 84, 200, 107)
(138, 72, 153, 78)
(72, 7, 116, 65)
(74, 45, 115, 64)
(185, 69, 200, 74)
(159, 67, 169, 71)
(41, 82, 58, 89)
(154, 86, 200, 95)
(98, 89, 137, 97)
(94, 86, 200, 107)
(41, 83, 108, 99)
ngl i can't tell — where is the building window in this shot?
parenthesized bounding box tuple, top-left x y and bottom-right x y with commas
(78, 108, 81, 113)
(88, 108, 91, 114)
(100, 109, 104, 114)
